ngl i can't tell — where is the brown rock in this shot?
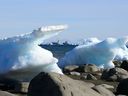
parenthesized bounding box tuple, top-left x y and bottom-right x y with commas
(28, 72, 102, 96)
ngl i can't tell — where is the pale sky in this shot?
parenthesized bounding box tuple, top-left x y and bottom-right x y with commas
(0, 0, 128, 42)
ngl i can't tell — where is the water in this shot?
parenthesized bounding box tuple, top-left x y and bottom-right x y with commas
(40, 44, 77, 59)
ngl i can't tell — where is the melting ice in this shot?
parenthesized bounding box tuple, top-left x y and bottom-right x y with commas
(58, 37, 128, 69)
(0, 25, 68, 74)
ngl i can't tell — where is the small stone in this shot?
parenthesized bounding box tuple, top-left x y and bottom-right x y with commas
(63, 65, 79, 73)
(86, 74, 97, 80)
(70, 71, 81, 76)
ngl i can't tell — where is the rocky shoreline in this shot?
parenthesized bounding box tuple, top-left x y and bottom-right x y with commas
(0, 60, 128, 96)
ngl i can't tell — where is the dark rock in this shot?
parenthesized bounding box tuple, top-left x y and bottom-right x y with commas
(28, 72, 102, 96)
(15, 82, 29, 93)
(0, 76, 20, 91)
(101, 68, 128, 81)
(113, 61, 122, 67)
(116, 78, 128, 95)
(92, 85, 115, 96)
(86, 74, 97, 80)
(0, 91, 16, 96)
(120, 60, 128, 71)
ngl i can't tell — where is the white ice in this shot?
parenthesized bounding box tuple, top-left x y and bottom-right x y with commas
(0, 25, 67, 74)
(58, 37, 128, 69)
(82, 37, 101, 45)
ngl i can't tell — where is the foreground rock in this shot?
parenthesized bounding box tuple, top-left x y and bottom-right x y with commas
(92, 85, 115, 96)
(28, 72, 116, 96)
(116, 78, 128, 95)
(101, 68, 128, 81)
(98, 84, 114, 89)
(0, 91, 16, 96)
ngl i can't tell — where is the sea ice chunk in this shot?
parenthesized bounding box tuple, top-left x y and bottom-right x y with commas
(58, 37, 128, 69)
(0, 25, 67, 74)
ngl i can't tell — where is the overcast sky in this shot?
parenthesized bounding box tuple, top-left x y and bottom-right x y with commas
(0, 0, 128, 42)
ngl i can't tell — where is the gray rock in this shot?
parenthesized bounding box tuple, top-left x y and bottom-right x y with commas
(28, 72, 102, 96)
(98, 84, 114, 89)
(63, 65, 79, 73)
(71, 64, 101, 74)
(80, 75, 87, 80)
(101, 68, 128, 81)
(86, 74, 97, 80)
(93, 85, 115, 96)
(0, 91, 16, 96)
(83, 64, 101, 73)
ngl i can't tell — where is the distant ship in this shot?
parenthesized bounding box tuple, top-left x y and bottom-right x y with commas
(62, 41, 70, 45)
(41, 40, 78, 46)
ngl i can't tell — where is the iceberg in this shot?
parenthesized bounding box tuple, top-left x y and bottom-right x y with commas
(0, 25, 68, 74)
(83, 37, 101, 45)
(58, 37, 128, 69)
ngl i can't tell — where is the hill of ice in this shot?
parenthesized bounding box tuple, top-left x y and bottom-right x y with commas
(0, 25, 67, 74)
(58, 37, 128, 68)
